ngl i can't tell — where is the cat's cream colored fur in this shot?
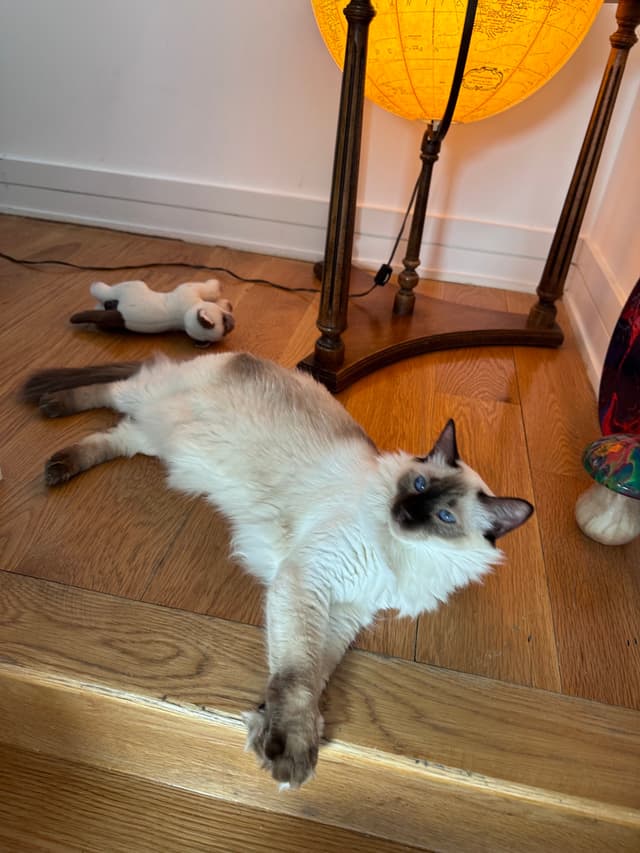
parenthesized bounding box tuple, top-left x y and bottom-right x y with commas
(23, 351, 533, 788)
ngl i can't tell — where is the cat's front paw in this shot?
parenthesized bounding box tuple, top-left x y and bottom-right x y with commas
(244, 702, 322, 789)
(265, 720, 319, 789)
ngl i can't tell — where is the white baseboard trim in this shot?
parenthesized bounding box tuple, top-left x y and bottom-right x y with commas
(0, 157, 552, 293)
(3, 157, 626, 386)
(564, 238, 627, 395)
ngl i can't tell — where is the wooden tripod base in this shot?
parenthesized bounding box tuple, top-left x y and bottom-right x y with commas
(297, 269, 563, 393)
(301, 1, 638, 394)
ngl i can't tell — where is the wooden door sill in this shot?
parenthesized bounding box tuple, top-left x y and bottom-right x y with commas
(0, 572, 638, 852)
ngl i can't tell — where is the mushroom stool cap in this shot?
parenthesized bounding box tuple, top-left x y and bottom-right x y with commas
(582, 434, 640, 499)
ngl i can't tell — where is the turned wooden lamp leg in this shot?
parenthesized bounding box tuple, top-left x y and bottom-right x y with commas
(312, 0, 375, 371)
(528, 0, 640, 329)
(393, 127, 442, 316)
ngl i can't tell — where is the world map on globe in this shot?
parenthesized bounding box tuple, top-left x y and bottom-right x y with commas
(312, 0, 603, 123)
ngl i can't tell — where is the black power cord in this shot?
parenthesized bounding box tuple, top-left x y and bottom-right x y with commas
(374, 173, 420, 286)
(0, 249, 379, 298)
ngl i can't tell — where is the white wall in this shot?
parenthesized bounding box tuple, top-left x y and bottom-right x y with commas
(564, 45, 640, 391)
(0, 1, 638, 381)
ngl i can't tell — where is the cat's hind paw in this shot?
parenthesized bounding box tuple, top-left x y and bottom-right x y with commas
(39, 391, 73, 418)
(45, 448, 80, 485)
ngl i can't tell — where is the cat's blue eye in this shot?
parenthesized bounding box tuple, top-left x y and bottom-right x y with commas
(438, 509, 456, 524)
(414, 475, 427, 492)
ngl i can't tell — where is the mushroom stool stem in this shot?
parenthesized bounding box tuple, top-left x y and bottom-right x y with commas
(576, 482, 640, 545)
(577, 434, 640, 545)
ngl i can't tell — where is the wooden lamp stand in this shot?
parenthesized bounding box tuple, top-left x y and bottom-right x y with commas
(298, 0, 640, 393)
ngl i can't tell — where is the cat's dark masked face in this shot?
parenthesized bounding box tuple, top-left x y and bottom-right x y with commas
(390, 420, 534, 545)
(392, 470, 471, 540)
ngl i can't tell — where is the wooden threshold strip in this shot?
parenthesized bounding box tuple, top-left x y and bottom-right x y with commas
(0, 744, 423, 853)
(0, 572, 639, 852)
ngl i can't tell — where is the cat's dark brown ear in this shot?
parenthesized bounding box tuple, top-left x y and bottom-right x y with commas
(480, 495, 534, 539)
(424, 419, 459, 466)
(197, 308, 215, 330)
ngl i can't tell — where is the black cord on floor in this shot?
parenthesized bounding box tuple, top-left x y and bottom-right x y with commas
(0, 250, 378, 298)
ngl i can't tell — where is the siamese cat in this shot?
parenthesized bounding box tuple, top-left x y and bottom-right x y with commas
(22, 351, 533, 788)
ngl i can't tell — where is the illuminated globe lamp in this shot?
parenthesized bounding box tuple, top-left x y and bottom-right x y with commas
(311, 0, 602, 316)
(299, 0, 640, 392)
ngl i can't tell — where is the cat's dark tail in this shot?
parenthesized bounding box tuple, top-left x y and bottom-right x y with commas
(21, 361, 142, 403)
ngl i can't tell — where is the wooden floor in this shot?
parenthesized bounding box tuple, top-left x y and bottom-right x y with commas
(1, 214, 639, 712)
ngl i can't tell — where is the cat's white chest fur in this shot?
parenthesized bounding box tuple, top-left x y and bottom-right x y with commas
(117, 352, 502, 622)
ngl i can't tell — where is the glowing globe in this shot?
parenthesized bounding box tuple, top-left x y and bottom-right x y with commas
(311, 0, 603, 123)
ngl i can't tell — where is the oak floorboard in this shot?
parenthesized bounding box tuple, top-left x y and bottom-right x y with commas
(142, 501, 265, 627)
(1, 341, 196, 598)
(3, 447, 192, 599)
(506, 292, 599, 479)
(225, 280, 314, 361)
(278, 296, 323, 367)
(416, 393, 560, 691)
(418, 279, 520, 404)
(531, 469, 640, 709)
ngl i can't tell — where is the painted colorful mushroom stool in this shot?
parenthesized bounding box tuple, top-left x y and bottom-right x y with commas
(575, 278, 640, 545)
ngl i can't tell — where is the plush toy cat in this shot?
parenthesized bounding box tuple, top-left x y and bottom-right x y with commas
(70, 279, 235, 344)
